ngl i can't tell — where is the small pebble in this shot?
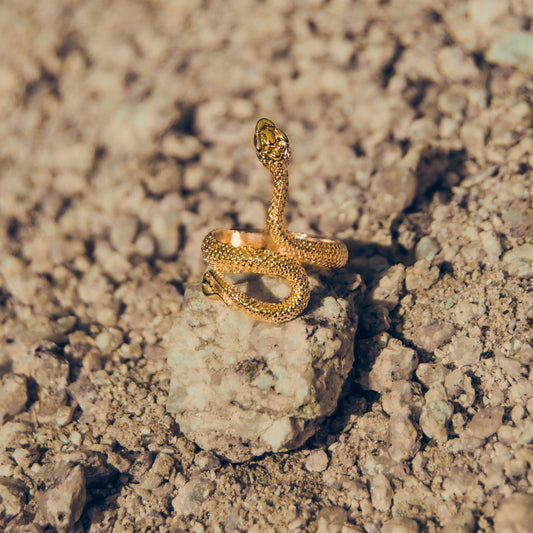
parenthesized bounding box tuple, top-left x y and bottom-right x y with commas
(444, 369, 475, 408)
(194, 451, 221, 471)
(381, 518, 419, 533)
(480, 230, 502, 262)
(134, 232, 156, 257)
(510, 405, 525, 425)
(372, 264, 406, 309)
(486, 32, 533, 74)
(416, 363, 447, 388)
(460, 122, 486, 160)
(448, 334, 482, 368)
(502, 244, 533, 278)
(420, 400, 454, 442)
(442, 506, 476, 533)
(95, 328, 124, 354)
(110, 214, 138, 254)
(0, 477, 26, 518)
(0, 374, 28, 422)
(405, 260, 440, 292)
(314, 507, 349, 533)
(437, 46, 479, 82)
(38, 463, 86, 531)
(305, 449, 329, 473)
(465, 406, 503, 439)
(414, 236, 440, 262)
(437, 90, 467, 117)
(161, 134, 203, 160)
(370, 473, 392, 512)
(388, 407, 420, 462)
(493, 493, 533, 533)
(172, 476, 215, 515)
(446, 436, 484, 453)
(368, 340, 418, 393)
(382, 381, 424, 415)
(56, 405, 74, 427)
(413, 322, 456, 352)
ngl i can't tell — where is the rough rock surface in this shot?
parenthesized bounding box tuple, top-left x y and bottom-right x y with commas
(166, 280, 358, 462)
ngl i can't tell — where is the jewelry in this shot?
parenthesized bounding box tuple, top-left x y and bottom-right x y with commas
(201, 118, 348, 323)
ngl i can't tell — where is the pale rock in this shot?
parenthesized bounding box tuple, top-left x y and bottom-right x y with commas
(493, 493, 533, 533)
(382, 381, 423, 416)
(94, 241, 131, 281)
(437, 46, 479, 81)
(29, 315, 77, 344)
(502, 244, 533, 279)
(467, 0, 508, 29)
(172, 476, 215, 516)
(54, 143, 95, 173)
(486, 32, 533, 74)
(77, 266, 113, 305)
(110, 214, 138, 254)
(465, 406, 503, 440)
(420, 399, 453, 442)
(166, 280, 357, 461)
(370, 163, 417, 216)
(305, 449, 329, 473)
(460, 122, 486, 161)
(140, 453, 174, 490)
(367, 340, 418, 393)
(437, 90, 467, 117)
(447, 334, 482, 368)
(425, 383, 448, 403)
(510, 405, 525, 425)
(37, 463, 86, 531)
(452, 301, 485, 327)
(370, 473, 392, 512)
(446, 436, 484, 453)
(149, 193, 183, 257)
(388, 407, 420, 462)
(314, 506, 351, 533)
(444, 369, 476, 408)
(414, 236, 440, 262)
(134, 232, 156, 257)
(381, 518, 419, 533)
(405, 259, 439, 292)
(372, 264, 405, 309)
(480, 230, 502, 262)
(95, 328, 124, 354)
(0, 422, 33, 451)
(442, 467, 478, 497)
(0, 373, 28, 422)
(161, 133, 203, 160)
(416, 363, 447, 388)
(440, 118, 459, 139)
(452, 411, 466, 434)
(0, 254, 53, 306)
(0, 477, 26, 518)
(442, 506, 476, 533)
(413, 322, 456, 352)
(194, 451, 221, 471)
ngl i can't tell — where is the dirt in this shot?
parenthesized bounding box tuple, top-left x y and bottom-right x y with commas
(0, 0, 532, 532)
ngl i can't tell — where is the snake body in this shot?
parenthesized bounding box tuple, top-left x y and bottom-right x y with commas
(201, 118, 348, 323)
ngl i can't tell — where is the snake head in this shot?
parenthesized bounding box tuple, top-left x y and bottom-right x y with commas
(254, 118, 291, 167)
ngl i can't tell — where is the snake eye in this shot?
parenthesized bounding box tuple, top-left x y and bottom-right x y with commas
(254, 133, 262, 152)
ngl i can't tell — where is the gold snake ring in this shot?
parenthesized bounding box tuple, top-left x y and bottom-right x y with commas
(201, 118, 349, 323)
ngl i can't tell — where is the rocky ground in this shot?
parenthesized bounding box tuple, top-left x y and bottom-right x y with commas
(0, 0, 532, 531)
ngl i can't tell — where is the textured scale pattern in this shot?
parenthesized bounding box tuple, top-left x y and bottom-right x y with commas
(201, 118, 349, 323)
